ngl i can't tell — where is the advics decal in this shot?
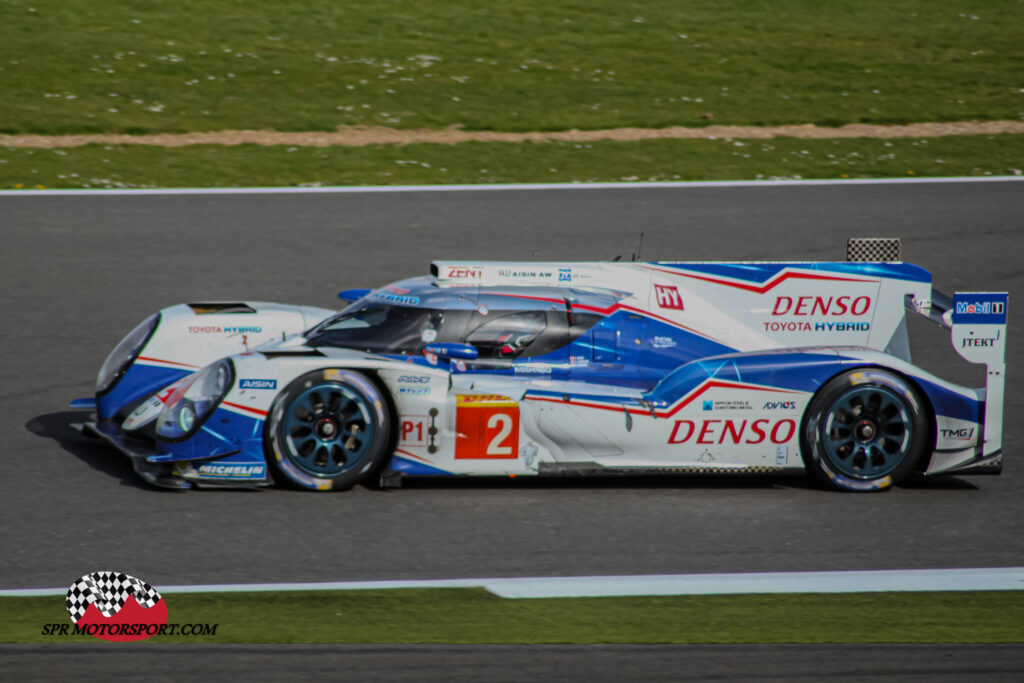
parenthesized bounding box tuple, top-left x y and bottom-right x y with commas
(763, 400, 797, 410)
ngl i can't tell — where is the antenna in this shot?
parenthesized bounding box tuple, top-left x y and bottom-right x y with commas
(632, 232, 645, 262)
(529, 249, 539, 261)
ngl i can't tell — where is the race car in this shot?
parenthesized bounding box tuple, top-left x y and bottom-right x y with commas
(70, 238, 1008, 492)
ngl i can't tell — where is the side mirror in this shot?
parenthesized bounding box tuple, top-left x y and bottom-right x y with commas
(424, 342, 479, 361)
(337, 288, 372, 303)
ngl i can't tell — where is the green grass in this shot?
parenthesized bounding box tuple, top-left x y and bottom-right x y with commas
(2, 135, 1021, 189)
(1, 1, 1022, 135)
(3, 589, 1022, 643)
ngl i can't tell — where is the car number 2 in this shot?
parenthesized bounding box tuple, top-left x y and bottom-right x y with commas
(455, 395, 520, 459)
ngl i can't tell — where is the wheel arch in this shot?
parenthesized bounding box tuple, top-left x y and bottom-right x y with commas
(260, 366, 399, 490)
(798, 363, 937, 485)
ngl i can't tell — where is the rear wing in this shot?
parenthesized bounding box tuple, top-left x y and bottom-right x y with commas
(851, 238, 1007, 458)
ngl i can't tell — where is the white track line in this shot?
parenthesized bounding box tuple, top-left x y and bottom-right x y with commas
(0, 176, 1022, 197)
(4, 567, 1022, 599)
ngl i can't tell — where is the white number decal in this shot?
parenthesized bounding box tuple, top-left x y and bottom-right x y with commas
(486, 413, 514, 456)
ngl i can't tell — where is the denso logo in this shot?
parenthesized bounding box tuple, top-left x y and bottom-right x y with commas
(763, 401, 797, 410)
(654, 284, 685, 311)
(772, 296, 871, 316)
(447, 267, 482, 279)
(668, 419, 796, 445)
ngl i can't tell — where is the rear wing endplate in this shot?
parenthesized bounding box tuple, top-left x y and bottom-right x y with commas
(948, 292, 1009, 457)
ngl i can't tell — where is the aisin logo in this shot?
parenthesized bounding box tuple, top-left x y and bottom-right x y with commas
(66, 571, 168, 642)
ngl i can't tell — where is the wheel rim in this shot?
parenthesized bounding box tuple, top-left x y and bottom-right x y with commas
(280, 383, 375, 478)
(821, 385, 913, 480)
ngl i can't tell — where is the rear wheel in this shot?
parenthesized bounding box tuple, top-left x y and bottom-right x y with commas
(266, 369, 392, 491)
(802, 369, 928, 492)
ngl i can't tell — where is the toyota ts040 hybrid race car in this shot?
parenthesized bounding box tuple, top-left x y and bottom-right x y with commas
(71, 238, 1008, 493)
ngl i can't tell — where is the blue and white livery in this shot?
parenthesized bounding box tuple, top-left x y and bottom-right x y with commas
(72, 239, 1008, 492)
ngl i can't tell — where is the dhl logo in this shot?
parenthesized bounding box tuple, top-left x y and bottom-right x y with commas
(457, 394, 517, 407)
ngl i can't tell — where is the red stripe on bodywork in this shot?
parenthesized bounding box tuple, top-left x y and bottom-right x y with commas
(525, 379, 799, 419)
(137, 356, 201, 369)
(643, 265, 876, 293)
(394, 448, 435, 464)
(221, 400, 268, 417)
(484, 293, 728, 346)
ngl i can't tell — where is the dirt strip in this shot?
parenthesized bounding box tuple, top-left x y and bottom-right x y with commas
(1, 120, 1022, 148)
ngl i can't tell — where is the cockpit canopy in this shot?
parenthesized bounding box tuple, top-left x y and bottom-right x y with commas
(305, 276, 620, 358)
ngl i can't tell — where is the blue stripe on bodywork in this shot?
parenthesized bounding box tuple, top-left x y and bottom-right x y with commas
(97, 363, 191, 420)
(911, 377, 980, 424)
(153, 405, 265, 462)
(653, 261, 931, 284)
(645, 352, 844, 405)
(388, 455, 453, 476)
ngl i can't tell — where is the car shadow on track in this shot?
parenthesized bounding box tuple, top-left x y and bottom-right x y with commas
(25, 411, 172, 492)
(25, 411, 978, 494)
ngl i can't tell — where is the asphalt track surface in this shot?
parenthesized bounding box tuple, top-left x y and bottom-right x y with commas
(2, 179, 1023, 591)
(4, 644, 1024, 682)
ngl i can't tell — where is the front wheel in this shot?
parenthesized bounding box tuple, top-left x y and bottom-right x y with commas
(802, 369, 929, 492)
(266, 369, 393, 491)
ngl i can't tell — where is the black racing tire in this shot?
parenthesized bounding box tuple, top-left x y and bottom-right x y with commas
(265, 369, 393, 491)
(801, 369, 929, 492)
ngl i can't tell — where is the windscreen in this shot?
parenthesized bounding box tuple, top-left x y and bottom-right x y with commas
(306, 303, 470, 355)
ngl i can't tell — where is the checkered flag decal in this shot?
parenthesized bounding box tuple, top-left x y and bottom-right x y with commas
(66, 571, 162, 623)
(847, 238, 900, 262)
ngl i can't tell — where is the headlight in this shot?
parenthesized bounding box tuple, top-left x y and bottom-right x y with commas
(156, 359, 235, 441)
(96, 313, 161, 395)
